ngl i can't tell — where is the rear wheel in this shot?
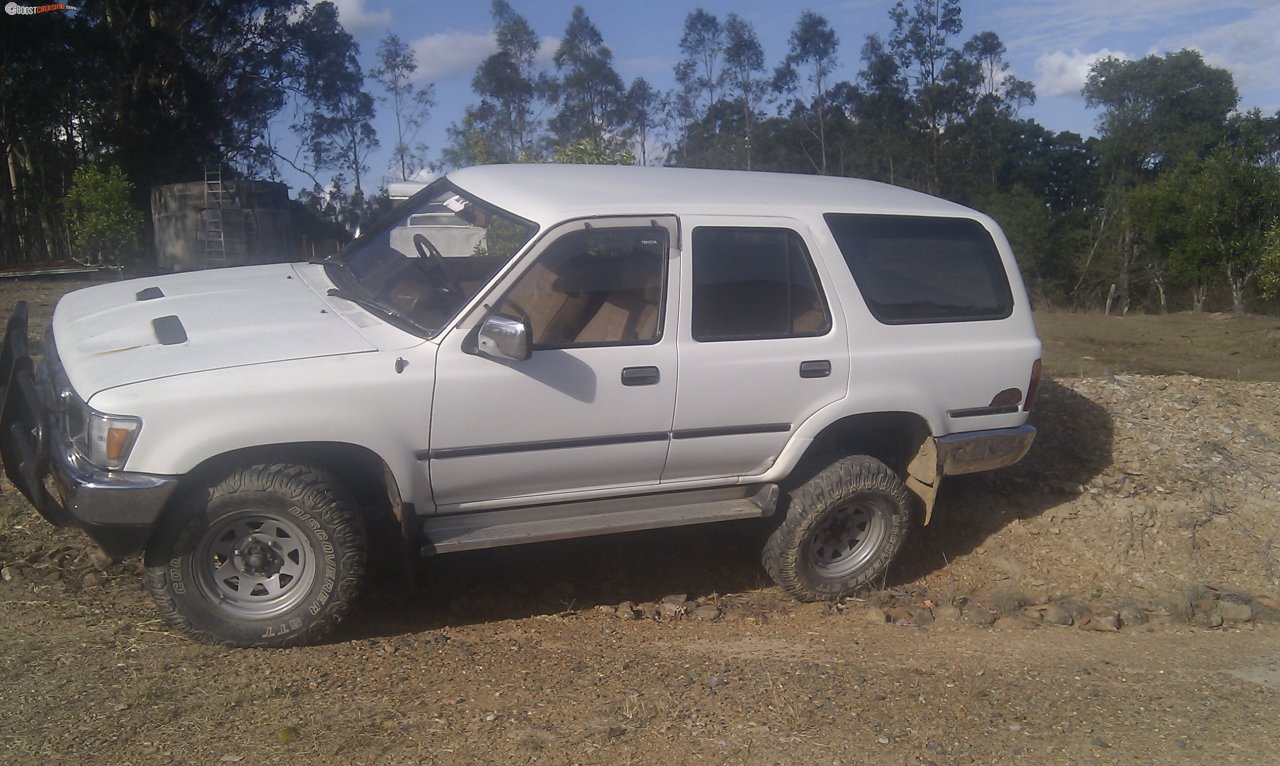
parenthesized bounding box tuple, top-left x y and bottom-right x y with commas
(144, 464, 367, 648)
(763, 455, 913, 601)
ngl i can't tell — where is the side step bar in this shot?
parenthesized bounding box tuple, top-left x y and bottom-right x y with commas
(420, 483, 779, 556)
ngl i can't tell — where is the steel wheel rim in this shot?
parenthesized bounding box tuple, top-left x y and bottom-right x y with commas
(805, 496, 890, 580)
(193, 511, 317, 619)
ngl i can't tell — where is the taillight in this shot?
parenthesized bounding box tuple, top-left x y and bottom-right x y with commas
(1023, 359, 1042, 412)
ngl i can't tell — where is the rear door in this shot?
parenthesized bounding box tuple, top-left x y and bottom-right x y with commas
(663, 217, 849, 482)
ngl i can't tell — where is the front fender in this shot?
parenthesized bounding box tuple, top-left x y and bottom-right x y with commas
(89, 350, 434, 510)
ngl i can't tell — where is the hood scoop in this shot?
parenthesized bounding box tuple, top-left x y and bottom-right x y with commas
(152, 315, 187, 345)
(77, 314, 189, 354)
(136, 286, 165, 301)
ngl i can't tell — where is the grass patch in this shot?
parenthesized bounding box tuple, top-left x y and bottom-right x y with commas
(1035, 310, 1280, 382)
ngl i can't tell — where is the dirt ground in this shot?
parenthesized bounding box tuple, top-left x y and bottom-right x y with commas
(2, 277, 1278, 765)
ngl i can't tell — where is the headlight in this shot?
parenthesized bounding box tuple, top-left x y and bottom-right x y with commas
(43, 329, 142, 470)
(85, 411, 141, 470)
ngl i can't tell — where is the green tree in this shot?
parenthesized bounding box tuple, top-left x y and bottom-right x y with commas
(1002, 126, 1100, 305)
(722, 14, 767, 170)
(1132, 145, 1280, 313)
(1085, 51, 1238, 179)
(953, 31, 1035, 196)
(1082, 50, 1239, 313)
(1261, 222, 1280, 300)
(773, 11, 840, 175)
(63, 164, 143, 265)
(371, 33, 436, 182)
(74, 0, 305, 183)
(623, 77, 664, 165)
(1, 0, 327, 263)
(1129, 176, 1198, 311)
(1183, 146, 1280, 313)
(672, 10, 725, 130)
(888, 0, 963, 191)
(552, 139, 636, 166)
(1, 9, 81, 264)
(446, 0, 550, 166)
(849, 34, 913, 185)
(292, 1, 379, 229)
(549, 7, 628, 153)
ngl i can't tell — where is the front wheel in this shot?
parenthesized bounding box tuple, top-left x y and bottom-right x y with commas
(144, 464, 367, 647)
(763, 455, 913, 601)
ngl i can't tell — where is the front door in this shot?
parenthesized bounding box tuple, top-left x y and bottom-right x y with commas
(428, 217, 679, 510)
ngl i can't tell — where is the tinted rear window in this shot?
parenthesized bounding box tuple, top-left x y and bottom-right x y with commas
(825, 214, 1013, 324)
(691, 227, 831, 341)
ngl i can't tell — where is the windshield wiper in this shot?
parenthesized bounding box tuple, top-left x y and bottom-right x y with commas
(326, 288, 434, 336)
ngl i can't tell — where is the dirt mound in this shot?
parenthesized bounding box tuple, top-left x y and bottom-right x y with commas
(902, 375, 1280, 607)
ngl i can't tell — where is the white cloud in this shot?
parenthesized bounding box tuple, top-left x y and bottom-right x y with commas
(411, 32, 497, 82)
(321, 0, 390, 36)
(1034, 49, 1129, 98)
(408, 32, 560, 84)
(536, 35, 561, 70)
(618, 55, 671, 78)
(993, 0, 1261, 51)
(994, 0, 1280, 107)
(1158, 5, 1280, 94)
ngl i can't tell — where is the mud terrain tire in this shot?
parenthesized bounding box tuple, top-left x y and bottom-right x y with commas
(763, 455, 912, 601)
(144, 464, 367, 648)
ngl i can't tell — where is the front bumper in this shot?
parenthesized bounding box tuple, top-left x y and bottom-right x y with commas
(0, 302, 177, 558)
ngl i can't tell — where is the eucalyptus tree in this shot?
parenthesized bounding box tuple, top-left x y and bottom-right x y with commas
(722, 13, 767, 169)
(887, 0, 962, 191)
(849, 34, 913, 184)
(549, 6, 628, 154)
(772, 11, 840, 175)
(446, 0, 551, 166)
(624, 77, 665, 165)
(371, 33, 436, 182)
(673, 9, 726, 130)
(292, 1, 379, 221)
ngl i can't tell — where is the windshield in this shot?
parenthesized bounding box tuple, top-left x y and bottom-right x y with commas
(325, 179, 536, 336)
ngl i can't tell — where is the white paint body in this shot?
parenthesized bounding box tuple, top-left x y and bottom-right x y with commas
(51, 165, 1041, 519)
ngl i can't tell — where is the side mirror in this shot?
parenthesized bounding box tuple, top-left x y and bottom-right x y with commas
(476, 314, 531, 361)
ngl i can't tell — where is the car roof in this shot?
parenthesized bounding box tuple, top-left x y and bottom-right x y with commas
(446, 164, 979, 226)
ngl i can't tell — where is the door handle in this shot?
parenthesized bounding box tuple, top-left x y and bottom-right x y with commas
(621, 366, 661, 386)
(799, 360, 831, 379)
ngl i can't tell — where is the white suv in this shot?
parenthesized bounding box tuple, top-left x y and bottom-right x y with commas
(0, 164, 1041, 647)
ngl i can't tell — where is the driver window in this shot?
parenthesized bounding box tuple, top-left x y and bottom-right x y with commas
(496, 226, 667, 348)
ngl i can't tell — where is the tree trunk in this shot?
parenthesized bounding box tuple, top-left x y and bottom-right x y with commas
(1226, 262, 1247, 315)
(1191, 282, 1206, 312)
(1118, 224, 1134, 315)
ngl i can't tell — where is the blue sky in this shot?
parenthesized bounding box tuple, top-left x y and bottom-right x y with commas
(292, 0, 1280, 193)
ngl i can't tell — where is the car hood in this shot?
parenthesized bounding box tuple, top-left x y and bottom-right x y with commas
(53, 263, 377, 399)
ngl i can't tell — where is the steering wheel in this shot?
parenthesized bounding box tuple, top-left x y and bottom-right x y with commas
(413, 233, 466, 297)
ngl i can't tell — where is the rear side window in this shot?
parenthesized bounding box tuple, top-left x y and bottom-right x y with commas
(825, 214, 1013, 324)
(691, 227, 831, 342)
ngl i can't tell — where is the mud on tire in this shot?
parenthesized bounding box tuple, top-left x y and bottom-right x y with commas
(144, 464, 367, 648)
(763, 455, 913, 601)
